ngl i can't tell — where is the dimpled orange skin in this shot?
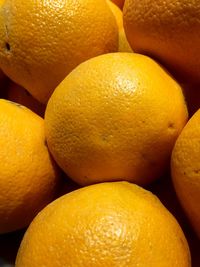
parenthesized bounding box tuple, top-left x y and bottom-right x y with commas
(0, 99, 60, 233)
(171, 109, 200, 238)
(15, 182, 191, 267)
(123, 0, 200, 84)
(0, 0, 118, 104)
(45, 53, 188, 186)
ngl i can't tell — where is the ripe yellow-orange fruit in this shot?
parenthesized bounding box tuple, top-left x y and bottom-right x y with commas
(45, 52, 188, 186)
(7, 81, 45, 117)
(0, 0, 118, 103)
(107, 1, 133, 52)
(171, 109, 200, 238)
(15, 182, 191, 267)
(123, 0, 200, 83)
(0, 99, 60, 233)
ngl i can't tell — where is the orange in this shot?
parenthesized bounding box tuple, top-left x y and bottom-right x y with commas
(171, 109, 200, 238)
(0, 0, 118, 103)
(111, 0, 124, 9)
(6, 81, 45, 117)
(123, 0, 200, 84)
(15, 182, 191, 267)
(107, 1, 133, 52)
(0, 99, 60, 233)
(45, 52, 188, 186)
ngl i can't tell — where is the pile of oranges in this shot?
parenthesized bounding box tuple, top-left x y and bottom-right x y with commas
(0, 0, 199, 266)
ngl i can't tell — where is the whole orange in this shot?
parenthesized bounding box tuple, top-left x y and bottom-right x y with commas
(123, 0, 200, 83)
(171, 109, 200, 238)
(45, 52, 188, 186)
(0, 99, 60, 233)
(0, 0, 118, 103)
(16, 182, 191, 267)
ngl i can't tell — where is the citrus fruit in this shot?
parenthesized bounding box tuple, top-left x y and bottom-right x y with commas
(0, 99, 60, 233)
(0, 0, 118, 103)
(107, 1, 133, 52)
(171, 109, 200, 238)
(123, 0, 200, 83)
(45, 52, 188, 186)
(15, 182, 191, 267)
(6, 81, 45, 117)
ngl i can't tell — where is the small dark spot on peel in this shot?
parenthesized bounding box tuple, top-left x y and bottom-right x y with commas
(44, 139, 48, 147)
(168, 122, 175, 129)
(5, 42, 10, 51)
